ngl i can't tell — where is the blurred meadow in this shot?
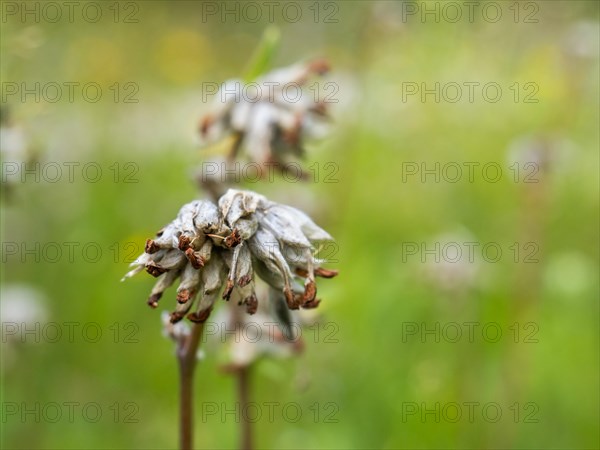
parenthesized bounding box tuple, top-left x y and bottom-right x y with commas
(1, 1, 599, 449)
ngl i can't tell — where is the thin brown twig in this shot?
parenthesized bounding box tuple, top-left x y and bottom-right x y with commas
(237, 365, 253, 450)
(177, 322, 205, 450)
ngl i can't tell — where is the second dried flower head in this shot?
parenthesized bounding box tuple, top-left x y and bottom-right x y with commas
(199, 59, 331, 166)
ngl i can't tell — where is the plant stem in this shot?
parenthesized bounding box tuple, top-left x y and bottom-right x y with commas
(243, 26, 280, 82)
(237, 365, 253, 450)
(177, 322, 205, 450)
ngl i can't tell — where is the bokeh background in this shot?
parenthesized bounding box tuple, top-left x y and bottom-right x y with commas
(1, 1, 599, 449)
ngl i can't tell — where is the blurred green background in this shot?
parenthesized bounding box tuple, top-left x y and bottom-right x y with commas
(1, 1, 598, 449)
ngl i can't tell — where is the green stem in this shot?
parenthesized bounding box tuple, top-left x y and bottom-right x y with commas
(243, 26, 281, 82)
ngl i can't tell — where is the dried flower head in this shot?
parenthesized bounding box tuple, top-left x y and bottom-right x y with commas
(123, 189, 338, 324)
(199, 60, 331, 170)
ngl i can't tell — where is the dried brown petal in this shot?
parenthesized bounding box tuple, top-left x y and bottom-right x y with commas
(188, 308, 212, 323)
(302, 298, 321, 309)
(170, 311, 186, 323)
(224, 228, 242, 248)
(285, 287, 300, 310)
(222, 279, 234, 300)
(238, 274, 252, 287)
(303, 279, 317, 304)
(295, 266, 339, 278)
(177, 288, 194, 304)
(199, 115, 213, 137)
(308, 58, 330, 76)
(185, 248, 205, 269)
(178, 235, 192, 251)
(145, 262, 166, 277)
(147, 293, 162, 309)
(315, 267, 339, 278)
(242, 294, 258, 315)
(145, 239, 159, 254)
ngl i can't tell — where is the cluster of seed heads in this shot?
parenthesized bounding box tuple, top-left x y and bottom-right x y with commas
(199, 59, 331, 166)
(123, 189, 337, 324)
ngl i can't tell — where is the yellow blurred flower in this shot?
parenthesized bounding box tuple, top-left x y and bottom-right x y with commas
(154, 29, 213, 84)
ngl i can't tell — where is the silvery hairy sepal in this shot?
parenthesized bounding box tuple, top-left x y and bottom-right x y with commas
(199, 59, 331, 167)
(123, 190, 337, 324)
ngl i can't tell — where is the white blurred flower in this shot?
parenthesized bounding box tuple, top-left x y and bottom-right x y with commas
(161, 310, 190, 341)
(1, 108, 31, 189)
(420, 229, 480, 294)
(0, 122, 27, 161)
(563, 21, 600, 60)
(1, 284, 48, 326)
(1, 284, 49, 371)
(506, 134, 574, 175)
